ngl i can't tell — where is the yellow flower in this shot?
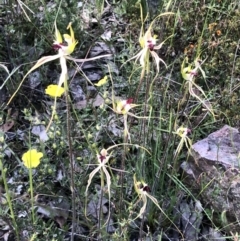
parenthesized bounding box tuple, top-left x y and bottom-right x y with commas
(22, 149, 43, 168)
(45, 84, 65, 97)
(94, 76, 108, 87)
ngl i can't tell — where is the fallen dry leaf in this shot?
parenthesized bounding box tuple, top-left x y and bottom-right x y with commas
(75, 94, 105, 110)
(0, 120, 14, 132)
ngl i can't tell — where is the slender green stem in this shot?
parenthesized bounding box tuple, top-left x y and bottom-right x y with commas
(29, 167, 35, 224)
(64, 79, 76, 241)
(0, 158, 20, 241)
(118, 124, 128, 229)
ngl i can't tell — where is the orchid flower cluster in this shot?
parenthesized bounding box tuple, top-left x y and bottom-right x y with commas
(4, 9, 212, 230)
(181, 57, 215, 119)
(85, 144, 151, 222)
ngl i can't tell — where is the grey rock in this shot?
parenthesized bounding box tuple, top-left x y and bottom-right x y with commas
(181, 125, 240, 233)
(180, 199, 203, 241)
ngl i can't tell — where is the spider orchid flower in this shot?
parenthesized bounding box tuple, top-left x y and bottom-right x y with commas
(133, 174, 161, 220)
(85, 148, 116, 224)
(123, 28, 170, 80)
(138, 29, 168, 75)
(181, 57, 215, 119)
(85, 148, 121, 217)
(113, 98, 138, 141)
(7, 22, 111, 104)
(133, 174, 183, 234)
(85, 145, 151, 203)
(85, 149, 112, 200)
(114, 98, 137, 115)
(121, 6, 173, 79)
(85, 145, 150, 223)
(173, 126, 192, 158)
(181, 57, 206, 82)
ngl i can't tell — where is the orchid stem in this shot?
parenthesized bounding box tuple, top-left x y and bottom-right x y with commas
(98, 169, 104, 235)
(118, 127, 128, 229)
(64, 79, 76, 241)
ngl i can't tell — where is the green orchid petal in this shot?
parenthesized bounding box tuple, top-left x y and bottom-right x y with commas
(67, 22, 75, 43)
(54, 21, 63, 44)
(63, 33, 71, 43)
(62, 33, 78, 55)
(60, 22, 78, 55)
